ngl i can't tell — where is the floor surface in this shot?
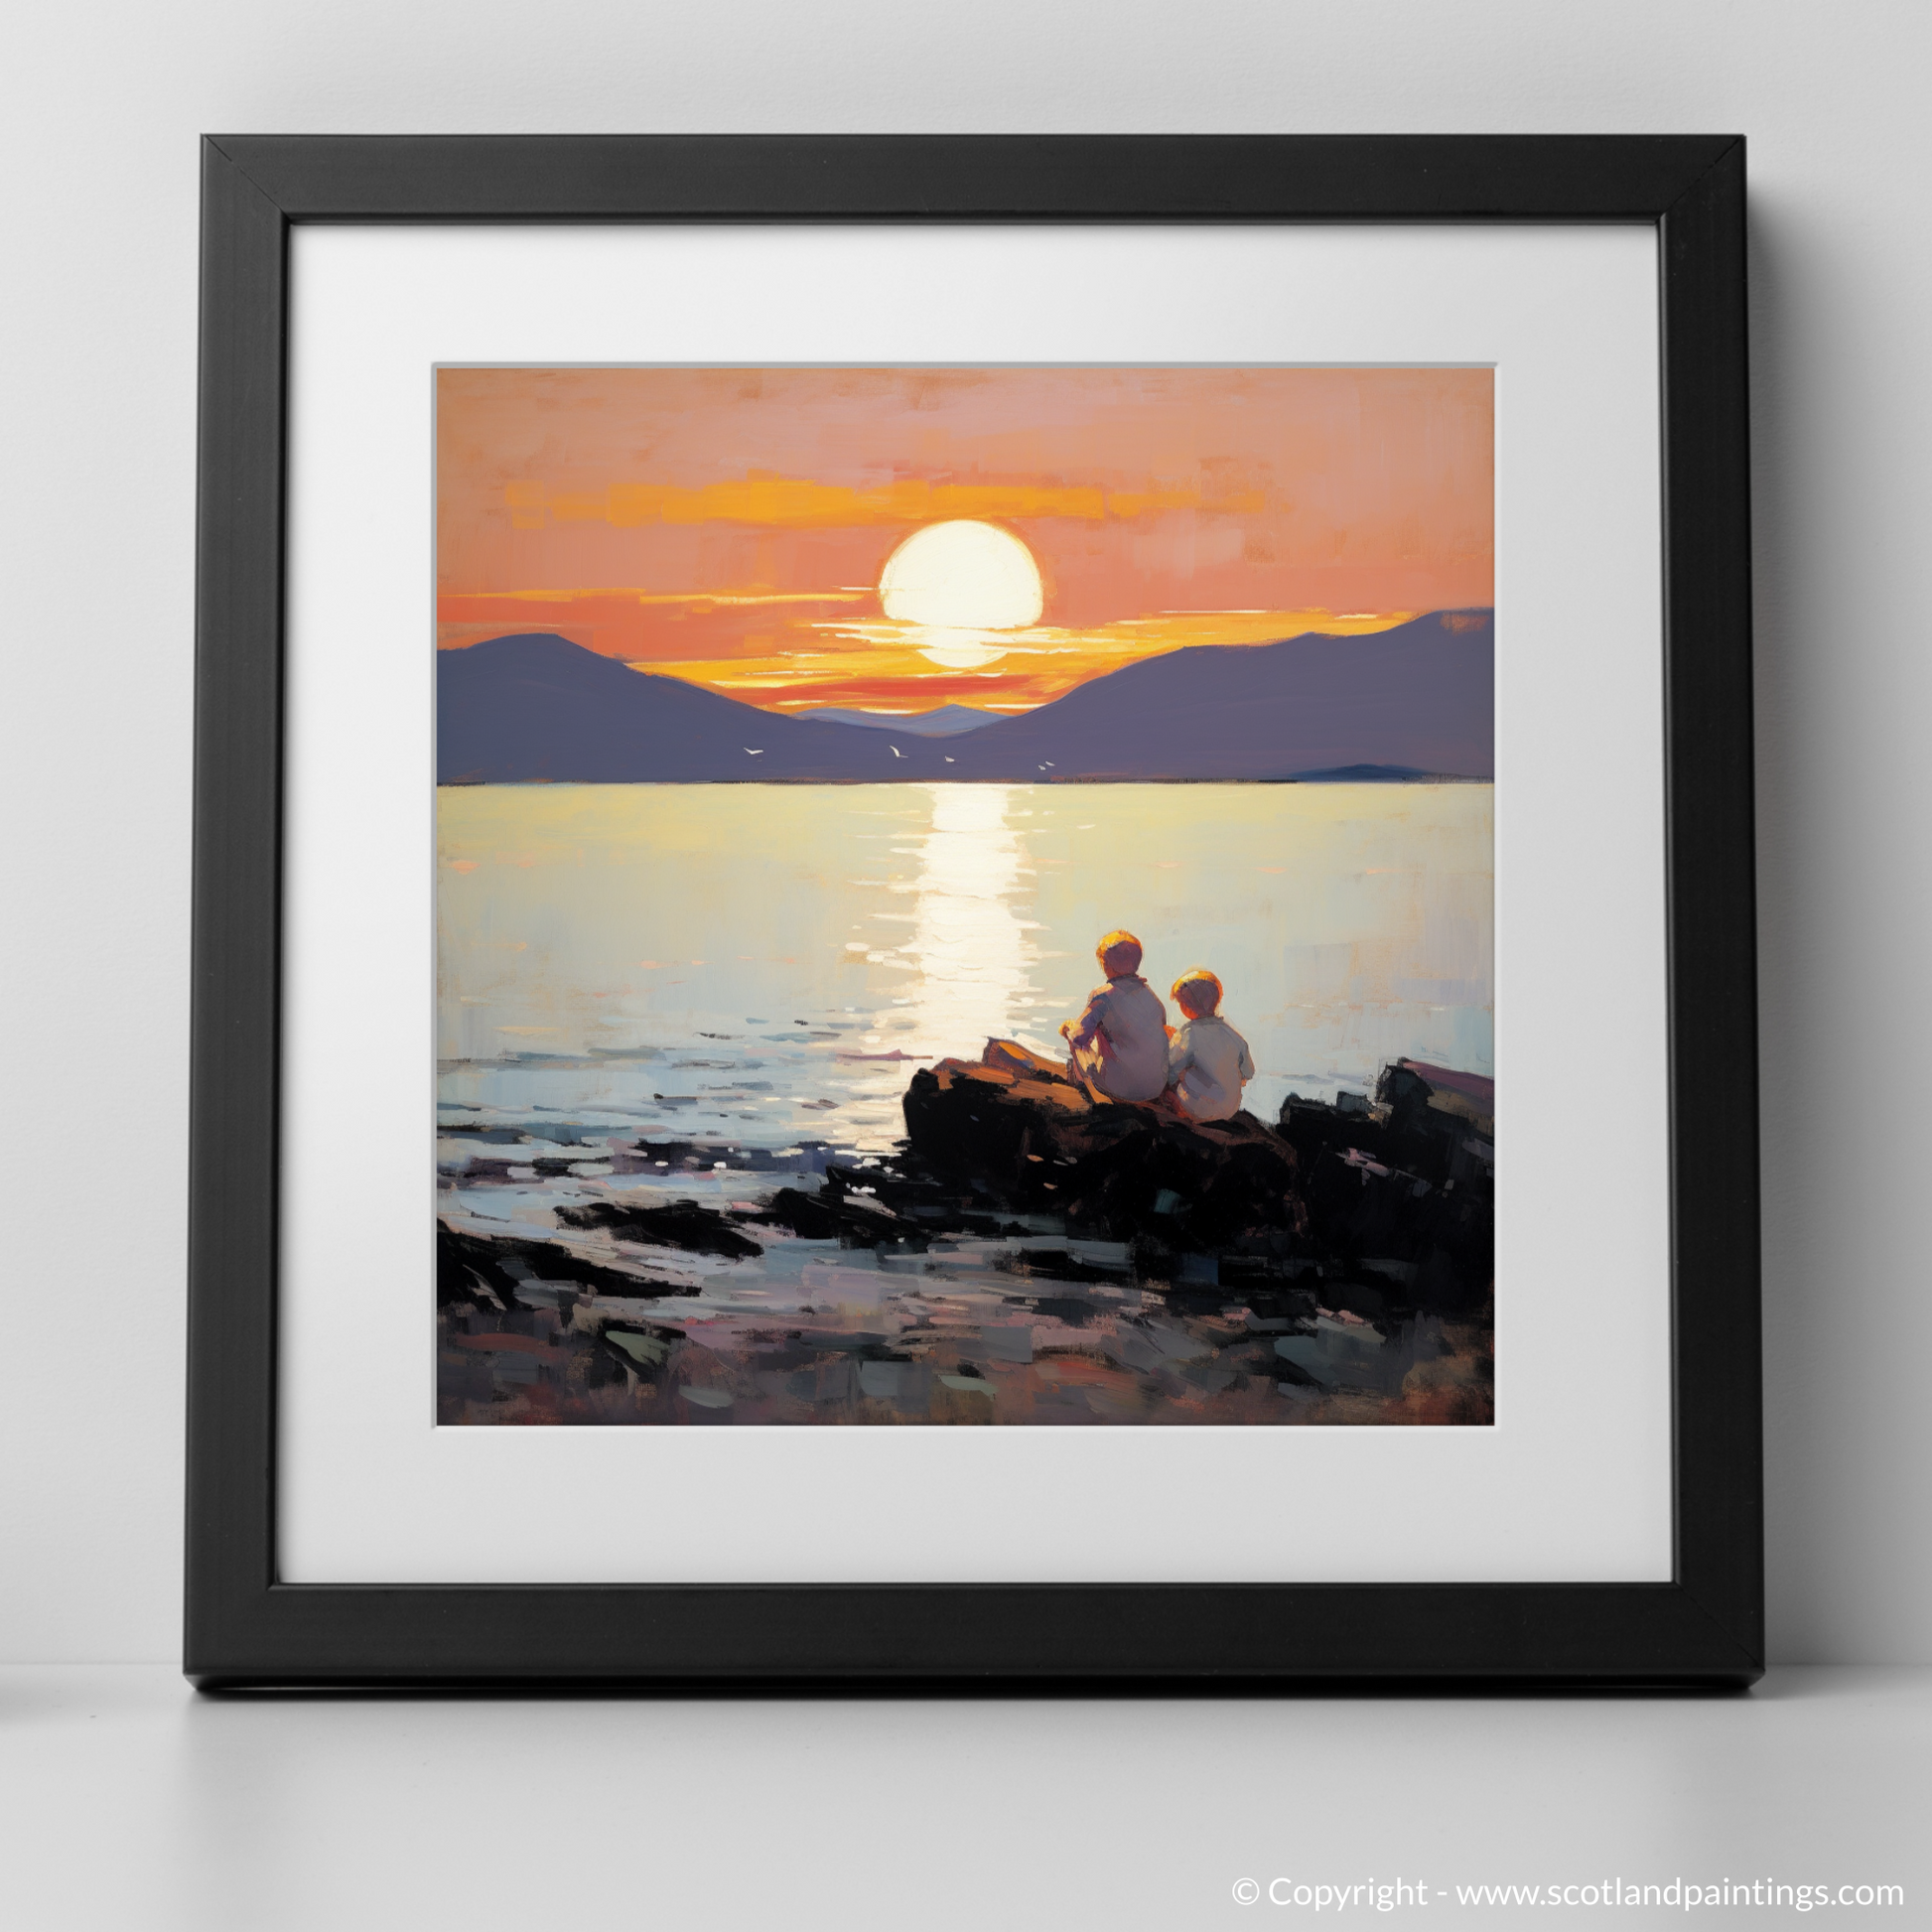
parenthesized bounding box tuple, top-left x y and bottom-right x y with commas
(0, 1667, 1924, 1928)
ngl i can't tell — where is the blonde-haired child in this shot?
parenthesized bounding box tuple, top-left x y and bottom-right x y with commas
(1166, 969, 1255, 1122)
(1058, 929, 1171, 1102)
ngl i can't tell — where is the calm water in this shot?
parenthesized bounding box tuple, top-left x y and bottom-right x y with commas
(436, 783, 1493, 1427)
(437, 782, 1492, 1151)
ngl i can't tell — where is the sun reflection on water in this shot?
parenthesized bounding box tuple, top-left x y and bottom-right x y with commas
(436, 780, 1494, 1150)
(896, 785, 1039, 1063)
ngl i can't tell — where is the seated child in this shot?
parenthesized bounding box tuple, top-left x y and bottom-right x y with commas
(1165, 969, 1256, 1122)
(1058, 930, 1171, 1102)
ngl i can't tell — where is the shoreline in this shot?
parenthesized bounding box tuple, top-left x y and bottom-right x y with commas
(434, 1054, 1494, 1430)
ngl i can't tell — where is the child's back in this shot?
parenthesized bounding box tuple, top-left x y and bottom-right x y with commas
(1063, 930, 1170, 1102)
(1167, 972, 1255, 1122)
(1073, 972, 1170, 1101)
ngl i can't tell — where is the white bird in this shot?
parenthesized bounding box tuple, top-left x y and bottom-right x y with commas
(890, 745, 902, 758)
(944, 756, 955, 763)
(744, 748, 764, 756)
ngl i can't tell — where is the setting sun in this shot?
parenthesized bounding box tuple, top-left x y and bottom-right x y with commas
(879, 519, 1044, 670)
(436, 365, 1493, 715)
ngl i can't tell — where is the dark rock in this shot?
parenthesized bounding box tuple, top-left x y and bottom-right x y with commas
(439, 1224, 527, 1308)
(1376, 1060, 1494, 1186)
(993, 1248, 1134, 1286)
(1274, 1059, 1493, 1312)
(555, 1198, 762, 1258)
(885, 1050, 1494, 1313)
(753, 1183, 919, 1247)
(1278, 1059, 1492, 1190)
(807, 1158, 1032, 1240)
(901, 1058, 1303, 1253)
(436, 1221, 685, 1306)
(627, 1138, 827, 1174)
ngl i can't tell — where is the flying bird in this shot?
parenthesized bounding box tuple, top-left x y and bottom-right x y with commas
(744, 748, 764, 756)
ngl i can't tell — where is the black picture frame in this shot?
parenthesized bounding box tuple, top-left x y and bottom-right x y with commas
(188, 134, 1760, 1690)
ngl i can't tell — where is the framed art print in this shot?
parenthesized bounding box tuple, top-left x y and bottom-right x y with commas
(430, 361, 1498, 1435)
(188, 136, 1761, 1686)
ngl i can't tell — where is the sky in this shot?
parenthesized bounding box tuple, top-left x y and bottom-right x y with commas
(436, 365, 1493, 716)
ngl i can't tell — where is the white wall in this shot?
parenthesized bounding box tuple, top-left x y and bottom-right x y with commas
(3, 0, 1926, 1665)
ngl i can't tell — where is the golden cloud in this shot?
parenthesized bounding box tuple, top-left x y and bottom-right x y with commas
(505, 475, 1255, 532)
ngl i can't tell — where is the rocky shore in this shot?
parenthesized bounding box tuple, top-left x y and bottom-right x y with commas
(892, 1051, 1493, 1314)
(435, 1052, 1494, 1427)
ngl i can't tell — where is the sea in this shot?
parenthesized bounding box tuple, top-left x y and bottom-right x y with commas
(435, 782, 1494, 1426)
(438, 780, 1492, 1145)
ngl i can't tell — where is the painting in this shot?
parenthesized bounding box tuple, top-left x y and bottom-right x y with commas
(435, 365, 1494, 1429)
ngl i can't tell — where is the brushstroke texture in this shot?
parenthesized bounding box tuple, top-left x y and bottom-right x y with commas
(438, 612, 1493, 784)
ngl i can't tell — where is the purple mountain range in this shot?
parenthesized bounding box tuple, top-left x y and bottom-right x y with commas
(798, 703, 999, 737)
(437, 611, 1493, 784)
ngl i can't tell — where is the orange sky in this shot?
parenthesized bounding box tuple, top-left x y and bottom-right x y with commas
(437, 366, 1492, 714)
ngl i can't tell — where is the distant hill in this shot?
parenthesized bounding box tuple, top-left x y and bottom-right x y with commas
(1288, 762, 1469, 783)
(932, 611, 1493, 781)
(437, 613, 1493, 783)
(797, 704, 999, 737)
(437, 634, 924, 783)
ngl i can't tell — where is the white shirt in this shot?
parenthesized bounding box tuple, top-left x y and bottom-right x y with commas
(1069, 975, 1171, 1102)
(1168, 1015, 1256, 1121)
